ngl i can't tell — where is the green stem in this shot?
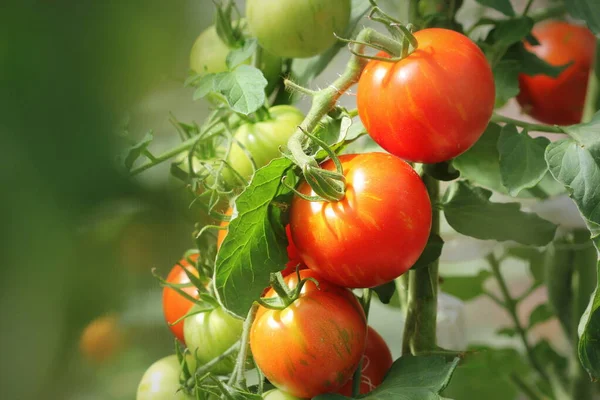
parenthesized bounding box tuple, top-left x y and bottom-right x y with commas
(487, 253, 549, 381)
(510, 373, 548, 400)
(531, 4, 566, 23)
(522, 0, 535, 16)
(582, 38, 600, 124)
(228, 303, 258, 389)
(490, 113, 564, 133)
(352, 289, 373, 398)
(402, 175, 439, 355)
(187, 341, 241, 386)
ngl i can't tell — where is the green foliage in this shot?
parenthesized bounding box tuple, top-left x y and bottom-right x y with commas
(121, 131, 154, 171)
(411, 233, 444, 270)
(226, 39, 258, 69)
(474, 0, 514, 16)
(528, 303, 554, 329)
(214, 158, 291, 318)
(441, 270, 491, 301)
(314, 356, 459, 400)
(443, 181, 557, 246)
(566, 0, 600, 34)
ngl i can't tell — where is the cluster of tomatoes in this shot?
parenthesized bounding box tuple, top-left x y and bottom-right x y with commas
(133, 0, 596, 398)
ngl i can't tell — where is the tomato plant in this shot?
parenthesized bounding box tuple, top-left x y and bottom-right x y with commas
(223, 105, 304, 185)
(246, 0, 351, 58)
(250, 269, 367, 398)
(290, 153, 432, 288)
(517, 21, 596, 125)
(136, 355, 191, 400)
(162, 254, 200, 344)
(337, 326, 393, 396)
(357, 28, 495, 163)
(183, 304, 243, 376)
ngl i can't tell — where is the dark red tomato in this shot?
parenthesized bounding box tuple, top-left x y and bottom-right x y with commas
(250, 269, 367, 398)
(517, 21, 596, 125)
(357, 28, 495, 163)
(290, 153, 432, 288)
(338, 326, 393, 396)
(162, 254, 199, 343)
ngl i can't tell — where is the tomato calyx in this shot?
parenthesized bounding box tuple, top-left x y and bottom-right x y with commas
(257, 271, 320, 310)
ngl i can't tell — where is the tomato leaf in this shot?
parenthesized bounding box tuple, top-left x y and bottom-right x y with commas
(226, 38, 257, 70)
(566, 0, 600, 34)
(423, 162, 460, 182)
(532, 340, 568, 374)
(373, 281, 396, 304)
(492, 17, 534, 48)
(214, 65, 267, 115)
(442, 347, 529, 400)
(121, 131, 154, 171)
(498, 124, 550, 196)
(528, 303, 554, 329)
(493, 60, 521, 107)
(214, 158, 292, 318)
(496, 327, 517, 337)
(441, 270, 491, 302)
(510, 42, 570, 78)
(443, 181, 557, 246)
(474, 0, 515, 17)
(292, 0, 371, 84)
(315, 356, 460, 400)
(411, 233, 444, 270)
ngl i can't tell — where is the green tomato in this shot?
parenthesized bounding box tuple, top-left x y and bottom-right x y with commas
(183, 305, 243, 376)
(263, 389, 304, 400)
(223, 105, 304, 185)
(246, 0, 351, 58)
(136, 355, 192, 400)
(189, 24, 281, 92)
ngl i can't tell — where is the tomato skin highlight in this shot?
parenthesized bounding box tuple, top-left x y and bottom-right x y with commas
(357, 28, 495, 163)
(290, 153, 432, 288)
(517, 21, 596, 125)
(162, 254, 200, 344)
(250, 270, 367, 399)
(136, 355, 192, 400)
(337, 326, 393, 396)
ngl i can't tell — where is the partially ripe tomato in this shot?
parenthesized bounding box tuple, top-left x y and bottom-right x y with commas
(183, 304, 244, 376)
(246, 0, 351, 58)
(517, 21, 596, 125)
(290, 153, 432, 288)
(250, 270, 367, 398)
(223, 106, 304, 185)
(338, 326, 393, 396)
(79, 313, 124, 364)
(162, 254, 200, 343)
(136, 355, 192, 400)
(262, 389, 303, 400)
(357, 28, 495, 163)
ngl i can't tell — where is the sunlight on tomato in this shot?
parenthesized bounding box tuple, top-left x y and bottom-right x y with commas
(79, 313, 125, 364)
(136, 355, 192, 400)
(162, 254, 200, 344)
(251, 270, 367, 398)
(290, 153, 432, 288)
(517, 21, 596, 125)
(357, 28, 494, 163)
(263, 389, 303, 399)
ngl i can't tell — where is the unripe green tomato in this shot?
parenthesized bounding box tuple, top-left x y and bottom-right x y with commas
(189, 25, 282, 93)
(223, 105, 304, 185)
(136, 355, 192, 400)
(263, 389, 304, 400)
(183, 305, 243, 375)
(246, 0, 351, 58)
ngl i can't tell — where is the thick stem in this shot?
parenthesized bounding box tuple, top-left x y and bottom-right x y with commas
(487, 253, 549, 381)
(490, 113, 564, 134)
(228, 304, 258, 388)
(352, 289, 372, 397)
(402, 175, 439, 355)
(522, 0, 535, 16)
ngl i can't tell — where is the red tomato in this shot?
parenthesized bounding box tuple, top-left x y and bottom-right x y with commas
(290, 153, 432, 288)
(357, 28, 495, 163)
(79, 314, 125, 364)
(250, 269, 367, 398)
(162, 254, 200, 343)
(517, 21, 596, 125)
(338, 326, 393, 396)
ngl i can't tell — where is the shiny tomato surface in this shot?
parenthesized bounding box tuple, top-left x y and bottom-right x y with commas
(357, 28, 495, 163)
(290, 153, 432, 288)
(517, 21, 596, 125)
(162, 254, 199, 343)
(250, 270, 367, 398)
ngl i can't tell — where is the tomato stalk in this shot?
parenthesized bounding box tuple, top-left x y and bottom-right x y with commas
(227, 303, 258, 389)
(186, 340, 241, 386)
(582, 38, 600, 123)
(402, 174, 439, 355)
(352, 288, 373, 397)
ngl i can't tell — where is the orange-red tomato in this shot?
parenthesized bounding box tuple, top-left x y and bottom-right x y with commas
(162, 254, 199, 344)
(79, 314, 125, 364)
(338, 326, 393, 396)
(290, 153, 432, 288)
(517, 21, 596, 125)
(357, 28, 495, 163)
(250, 269, 367, 398)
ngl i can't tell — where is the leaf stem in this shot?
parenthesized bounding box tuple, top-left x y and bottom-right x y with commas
(510, 373, 548, 400)
(490, 113, 564, 134)
(402, 174, 439, 355)
(487, 253, 549, 381)
(187, 341, 241, 386)
(227, 303, 257, 388)
(352, 288, 373, 397)
(522, 0, 535, 16)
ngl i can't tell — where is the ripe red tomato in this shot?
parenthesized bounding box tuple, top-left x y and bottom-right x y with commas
(250, 269, 367, 398)
(517, 21, 596, 125)
(79, 314, 125, 364)
(357, 28, 495, 163)
(338, 326, 393, 396)
(162, 254, 200, 343)
(290, 153, 432, 288)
